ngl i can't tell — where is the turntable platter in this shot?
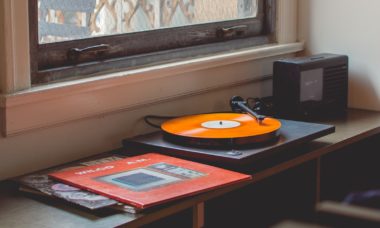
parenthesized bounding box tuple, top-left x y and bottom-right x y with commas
(161, 113, 281, 147)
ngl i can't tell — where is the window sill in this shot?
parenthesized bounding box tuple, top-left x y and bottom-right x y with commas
(0, 42, 303, 136)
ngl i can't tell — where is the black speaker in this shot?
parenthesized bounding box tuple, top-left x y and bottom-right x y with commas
(273, 53, 348, 120)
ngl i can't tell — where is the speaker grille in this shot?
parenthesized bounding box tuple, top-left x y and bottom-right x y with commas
(323, 64, 348, 100)
(273, 53, 348, 120)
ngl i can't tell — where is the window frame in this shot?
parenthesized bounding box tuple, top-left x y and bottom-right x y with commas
(29, 0, 276, 84)
(1, 0, 301, 136)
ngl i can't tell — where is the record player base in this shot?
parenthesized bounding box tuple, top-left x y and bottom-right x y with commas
(123, 119, 335, 166)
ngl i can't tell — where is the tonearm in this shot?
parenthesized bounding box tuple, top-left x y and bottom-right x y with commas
(230, 96, 266, 124)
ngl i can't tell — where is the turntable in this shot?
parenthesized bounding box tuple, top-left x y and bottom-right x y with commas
(123, 96, 335, 165)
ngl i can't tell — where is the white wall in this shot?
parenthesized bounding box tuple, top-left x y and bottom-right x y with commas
(299, 0, 380, 110)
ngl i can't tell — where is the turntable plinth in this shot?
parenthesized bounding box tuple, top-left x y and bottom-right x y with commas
(123, 119, 335, 165)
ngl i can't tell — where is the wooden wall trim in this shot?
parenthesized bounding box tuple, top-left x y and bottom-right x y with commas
(1, 43, 302, 136)
(276, 0, 298, 44)
(1, 0, 31, 93)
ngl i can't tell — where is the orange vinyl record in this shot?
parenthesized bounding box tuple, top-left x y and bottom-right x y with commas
(161, 113, 281, 147)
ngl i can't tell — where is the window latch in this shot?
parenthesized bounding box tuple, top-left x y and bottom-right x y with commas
(216, 25, 248, 38)
(68, 44, 111, 62)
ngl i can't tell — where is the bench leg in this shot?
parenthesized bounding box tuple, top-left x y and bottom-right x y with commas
(192, 202, 204, 228)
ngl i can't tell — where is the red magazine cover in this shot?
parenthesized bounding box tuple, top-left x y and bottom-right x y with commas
(49, 153, 252, 209)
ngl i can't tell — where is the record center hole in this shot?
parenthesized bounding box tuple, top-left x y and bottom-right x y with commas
(201, 120, 241, 129)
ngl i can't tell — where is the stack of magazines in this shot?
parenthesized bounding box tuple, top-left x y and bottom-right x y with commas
(15, 153, 141, 214)
(15, 153, 252, 213)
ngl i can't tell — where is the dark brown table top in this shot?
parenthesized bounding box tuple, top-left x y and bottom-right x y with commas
(253, 108, 380, 181)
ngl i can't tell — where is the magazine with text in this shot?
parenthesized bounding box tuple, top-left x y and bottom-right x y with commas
(49, 153, 252, 209)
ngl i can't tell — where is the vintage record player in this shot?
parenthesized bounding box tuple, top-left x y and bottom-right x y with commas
(123, 96, 335, 165)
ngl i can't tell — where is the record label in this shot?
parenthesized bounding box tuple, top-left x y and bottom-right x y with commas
(201, 120, 241, 129)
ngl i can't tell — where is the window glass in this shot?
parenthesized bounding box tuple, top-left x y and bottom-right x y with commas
(38, 0, 259, 44)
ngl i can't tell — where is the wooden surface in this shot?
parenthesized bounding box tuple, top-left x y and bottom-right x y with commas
(316, 201, 380, 223)
(2, 108, 380, 227)
(273, 201, 380, 227)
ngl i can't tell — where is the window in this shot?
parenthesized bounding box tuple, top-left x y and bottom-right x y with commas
(29, 0, 276, 84)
